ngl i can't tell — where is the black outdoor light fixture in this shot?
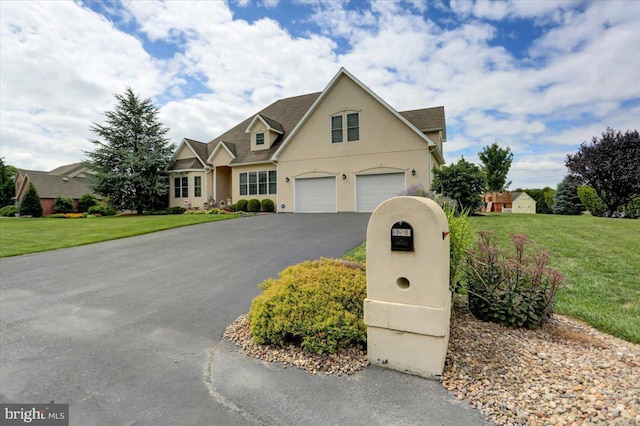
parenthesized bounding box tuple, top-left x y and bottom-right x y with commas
(342, 173, 347, 180)
(285, 177, 290, 182)
(411, 168, 416, 176)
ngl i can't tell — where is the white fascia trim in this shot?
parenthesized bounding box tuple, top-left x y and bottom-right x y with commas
(207, 141, 237, 164)
(271, 67, 436, 161)
(244, 115, 284, 135)
(168, 169, 204, 173)
(228, 160, 274, 168)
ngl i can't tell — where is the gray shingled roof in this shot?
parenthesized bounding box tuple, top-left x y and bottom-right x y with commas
(258, 114, 284, 133)
(49, 162, 87, 177)
(19, 169, 96, 199)
(399, 106, 446, 140)
(184, 138, 208, 164)
(170, 91, 446, 169)
(206, 92, 321, 165)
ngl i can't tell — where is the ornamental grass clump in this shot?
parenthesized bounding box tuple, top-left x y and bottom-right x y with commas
(248, 258, 367, 355)
(467, 231, 565, 329)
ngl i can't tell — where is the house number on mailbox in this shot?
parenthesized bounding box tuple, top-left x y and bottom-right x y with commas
(391, 221, 414, 252)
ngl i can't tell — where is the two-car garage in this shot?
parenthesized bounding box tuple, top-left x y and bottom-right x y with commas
(294, 172, 405, 213)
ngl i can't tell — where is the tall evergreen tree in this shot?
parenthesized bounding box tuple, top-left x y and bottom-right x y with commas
(478, 142, 513, 192)
(19, 182, 43, 217)
(85, 88, 175, 213)
(566, 128, 640, 217)
(0, 158, 18, 206)
(553, 177, 583, 215)
(431, 157, 485, 212)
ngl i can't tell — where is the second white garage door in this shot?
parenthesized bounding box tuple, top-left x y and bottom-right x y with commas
(356, 172, 406, 212)
(295, 177, 337, 213)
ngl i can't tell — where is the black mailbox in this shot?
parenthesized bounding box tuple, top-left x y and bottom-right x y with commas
(391, 221, 414, 252)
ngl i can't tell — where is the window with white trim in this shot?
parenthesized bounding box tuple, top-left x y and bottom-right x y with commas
(194, 176, 202, 197)
(256, 132, 265, 145)
(239, 170, 277, 195)
(331, 116, 343, 143)
(346, 113, 359, 141)
(174, 176, 188, 198)
(331, 112, 359, 143)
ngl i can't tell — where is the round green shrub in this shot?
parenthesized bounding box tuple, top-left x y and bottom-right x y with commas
(0, 205, 17, 217)
(261, 198, 275, 212)
(78, 194, 98, 213)
(236, 199, 248, 212)
(247, 199, 261, 212)
(54, 197, 74, 213)
(88, 203, 117, 216)
(248, 258, 367, 355)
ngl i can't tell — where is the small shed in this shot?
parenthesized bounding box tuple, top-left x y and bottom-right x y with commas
(482, 191, 537, 214)
(511, 191, 536, 214)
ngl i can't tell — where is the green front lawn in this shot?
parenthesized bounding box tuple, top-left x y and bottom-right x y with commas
(0, 213, 238, 257)
(345, 214, 640, 344)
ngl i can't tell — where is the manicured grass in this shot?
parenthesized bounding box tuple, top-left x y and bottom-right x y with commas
(344, 214, 640, 344)
(0, 213, 238, 258)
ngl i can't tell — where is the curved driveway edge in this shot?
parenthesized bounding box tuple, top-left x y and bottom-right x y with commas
(207, 339, 487, 425)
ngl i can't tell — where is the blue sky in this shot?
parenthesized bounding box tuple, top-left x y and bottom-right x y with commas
(2, 0, 639, 189)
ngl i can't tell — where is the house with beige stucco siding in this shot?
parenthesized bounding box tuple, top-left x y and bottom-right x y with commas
(166, 68, 446, 213)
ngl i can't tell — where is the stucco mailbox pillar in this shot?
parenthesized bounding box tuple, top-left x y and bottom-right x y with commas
(364, 196, 451, 379)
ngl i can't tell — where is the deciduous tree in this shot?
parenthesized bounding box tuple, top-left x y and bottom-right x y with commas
(431, 157, 485, 212)
(478, 142, 513, 192)
(85, 88, 175, 213)
(566, 128, 640, 217)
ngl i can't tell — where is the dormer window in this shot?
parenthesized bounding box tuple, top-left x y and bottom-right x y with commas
(331, 112, 359, 143)
(256, 132, 265, 145)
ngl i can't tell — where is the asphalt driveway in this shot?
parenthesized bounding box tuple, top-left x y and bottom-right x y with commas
(0, 213, 486, 425)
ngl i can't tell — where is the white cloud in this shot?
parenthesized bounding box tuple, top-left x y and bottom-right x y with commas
(1, 0, 638, 192)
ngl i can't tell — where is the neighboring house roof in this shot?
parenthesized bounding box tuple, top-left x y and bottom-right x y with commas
(49, 162, 87, 177)
(17, 169, 95, 199)
(167, 68, 447, 171)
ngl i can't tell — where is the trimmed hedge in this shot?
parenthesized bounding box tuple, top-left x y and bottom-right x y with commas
(248, 258, 367, 355)
(261, 198, 275, 212)
(236, 199, 248, 212)
(247, 199, 261, 212)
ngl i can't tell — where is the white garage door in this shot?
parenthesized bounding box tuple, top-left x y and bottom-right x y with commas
(356, 173, 406, 212)
(295, 177, 337, 213)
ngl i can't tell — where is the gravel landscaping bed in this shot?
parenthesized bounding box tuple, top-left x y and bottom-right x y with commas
(223, 309, 639, 425)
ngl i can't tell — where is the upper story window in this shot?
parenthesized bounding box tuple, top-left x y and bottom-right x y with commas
(174, 176, 188, 198)
(331, 116, 343, 143)
(256, 132, 265, 145)
(331, 112, 359, 143)
(346, 113, 359, 141)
